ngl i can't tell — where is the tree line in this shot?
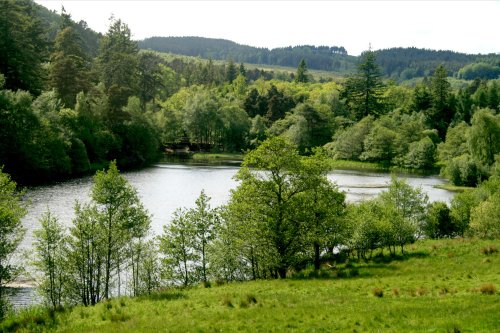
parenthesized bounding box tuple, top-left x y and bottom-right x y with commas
(2, 2, 499, 187)
(0, 137, 498, 318)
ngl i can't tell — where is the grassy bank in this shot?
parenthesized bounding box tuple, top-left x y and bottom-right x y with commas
(434, 183, 475, 193)
(3, 238, 499, 332)
(190, 152, 244, 161)
(328, 159, 389, 172)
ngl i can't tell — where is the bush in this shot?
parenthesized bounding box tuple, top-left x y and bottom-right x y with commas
(470, 196, 500, 239)
(445, 156, 489, 187)
(424, 202, 455, 238)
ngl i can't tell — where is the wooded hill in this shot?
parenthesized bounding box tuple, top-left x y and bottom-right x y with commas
(34, 2, 500, 81)
(139, 36, 500, 81)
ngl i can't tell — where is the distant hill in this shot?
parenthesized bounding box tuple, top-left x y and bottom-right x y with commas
(139, 36, 500, 80)
(375, 47, 500, 80)
(139, 37, 357, 73)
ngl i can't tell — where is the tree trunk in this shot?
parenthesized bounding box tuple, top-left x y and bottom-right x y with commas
(278, 267, 287, 279)
(314, 241, 321, 270)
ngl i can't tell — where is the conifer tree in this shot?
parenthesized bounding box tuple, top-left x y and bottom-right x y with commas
(341, 50, 385, 120)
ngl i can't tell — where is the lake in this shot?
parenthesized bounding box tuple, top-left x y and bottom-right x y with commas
(19, 161, 454, 252)
(10, 160, 454, 307)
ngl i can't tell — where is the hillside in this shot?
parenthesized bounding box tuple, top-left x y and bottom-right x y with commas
(139, 36, 357, 73)
(139, 36, 500, 80)
(32, 0, 101, 56)
(3, 238, 499, 332)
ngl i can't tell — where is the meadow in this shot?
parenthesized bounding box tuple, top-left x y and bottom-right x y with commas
(3, 238, 498, 332)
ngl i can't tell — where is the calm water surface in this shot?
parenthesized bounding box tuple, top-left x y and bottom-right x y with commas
(12, 161, 454, 306)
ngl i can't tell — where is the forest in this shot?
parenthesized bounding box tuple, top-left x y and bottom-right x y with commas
(0, 0, 499, 329)
(1, 0, 499, 186)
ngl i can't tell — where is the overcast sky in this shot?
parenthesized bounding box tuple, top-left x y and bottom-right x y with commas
(36, 0, 500, 56)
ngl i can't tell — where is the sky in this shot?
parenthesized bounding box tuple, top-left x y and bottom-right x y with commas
(36, 0, 500, 56)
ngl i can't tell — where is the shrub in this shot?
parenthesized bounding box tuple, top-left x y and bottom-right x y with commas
(424, 202, 455, 238)
(470, 197, 500, 239)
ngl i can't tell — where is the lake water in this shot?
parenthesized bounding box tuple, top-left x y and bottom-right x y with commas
(11, 161, 454, 306)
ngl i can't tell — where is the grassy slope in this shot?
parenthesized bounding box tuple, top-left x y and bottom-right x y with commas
(6, 238, 499, 332)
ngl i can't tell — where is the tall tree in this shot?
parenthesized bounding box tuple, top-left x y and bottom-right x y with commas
(225, 59, 237, 83)
(227, 137, 306, 278)
(428, 65, 453, 138)
(341, 50, 385, 120)
(49, 12, 91, 108)
(33, 210, 68, 309)
(299, 152, 346, 270)
(295, 59, 309, 83)
(137, 52, 164, 111)
(0, 169, 26, 318)
(97, 18, 139, 118)
(159, 209, 196, 286)
(189, 190, 219, 283)
(0, 0, 48, 94)
(90, 161, 151, 299)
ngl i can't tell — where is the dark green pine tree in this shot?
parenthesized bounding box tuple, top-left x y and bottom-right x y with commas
(341, 50, 385, 120)
(239, 62, 247, 77)
(97, 18, 139, 117)
(427, 65, 454, 139)
(49, 9, 91, 108)
(226, 59, 237, 83)
(295, 58, 309, 83)
(0, 0, 49, 94)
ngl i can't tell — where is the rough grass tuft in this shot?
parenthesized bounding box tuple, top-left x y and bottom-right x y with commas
(416, 287, 427, 296)
(479, 283, 496, 295)
(246, 294, 257, 304)
(372, 287, 384, 297)
(221, 295, 233, 307)
(480, 245, 498, 255)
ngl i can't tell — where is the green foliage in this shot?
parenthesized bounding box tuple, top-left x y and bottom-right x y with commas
(0, 169, 26, 319)
(327, 116, 373, 160)
(360, 124, 397, 164)
(427, 65, 453, 139)
(270, 102, 335, 153)
(91, 161, 151, 299)
(450, 177, 500, 236)
(458, 62, 500, 80)
(0, 0, 49, 94)
(341, 50, 385, 120)
(159, 208, 197, 286)
(295, 59, 309, 83)
(379, 176, 429, 239)
(49, 25, 91, 108)
(470, 195, 500, 239)
(32, 211, 68, 309)
(159, 191, 220, 285)
(97, 18, 139, 114)
(403, 137, 436, 170)
(423, 201, 455, 239)
(468, 108, 500, 166)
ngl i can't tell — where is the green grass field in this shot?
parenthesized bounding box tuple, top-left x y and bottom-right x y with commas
(3, 238, 499, 332)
